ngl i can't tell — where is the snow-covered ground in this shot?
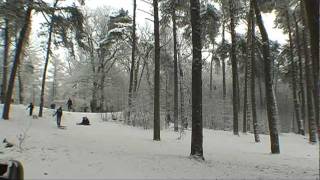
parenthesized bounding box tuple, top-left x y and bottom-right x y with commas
(0, 105, 318, 179)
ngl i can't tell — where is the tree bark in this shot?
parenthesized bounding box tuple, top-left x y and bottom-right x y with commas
(243, 53, 248, 133)
(222, 20, 226, 99)
(229, 0, 239, 135)
(303, 30, 317, 143)
(301, 3, 317, 143)
(253, 0, 280, 153)
(209, 49, 214, 99)
(52, 61, 58, 102)
(133, 56, 140, 93)
(86, 34, 98, 112)
(90, 45, 98, 112)
(293, 12, 305, 135)
(39, 0, 58, 117)
(2, 1, 33, 120)
(165, 73, 169, 128)
(127, 0, 137, 123)
(285, 10, 302, 134)
(178, 53, 186, 131)
(249, 2, 260, 142)
(18, 67, 24, 104)
(99, 50, 106, 112)
(302, 2, 319, 176)
(190, 0, 204, 160)
(243, 8, 252, 134)
(153, 0, 161, 141)
(1, 19, 10, 104)
(172, 3, 179, 132)
(302, 0, 319, 129)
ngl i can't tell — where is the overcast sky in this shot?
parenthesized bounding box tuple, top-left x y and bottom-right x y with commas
(31, 0, 287, 53)
(83, 0, 287, 44)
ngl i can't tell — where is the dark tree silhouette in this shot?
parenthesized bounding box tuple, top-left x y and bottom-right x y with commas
(39, 0, 58, 117)
(153, 0, 161, 141)
(302, 0, 319, 130)
(127, 0, 137, 124)
(190, 0, 204, 160)
(172, 0, 179, 132)
(253, 0, 280, 153)
(2, 0, 33, 120)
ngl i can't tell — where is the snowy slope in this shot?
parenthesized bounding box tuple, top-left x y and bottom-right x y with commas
(0, 105, 318, 179)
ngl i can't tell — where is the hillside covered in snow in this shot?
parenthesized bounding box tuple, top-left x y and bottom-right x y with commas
(0, 105, 318, 179)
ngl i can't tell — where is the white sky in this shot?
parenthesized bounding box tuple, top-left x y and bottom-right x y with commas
(82, 0, 287, 44)
(31, 0, 287, 55)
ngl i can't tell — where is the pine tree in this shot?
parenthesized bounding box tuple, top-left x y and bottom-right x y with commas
(2, 0, 33, 120)
(253, 0, 280, 153)
(127, 0, 137, 124)
(249, 0, 260, 142)
(302, 0, 319, 130)
(1, 18, 10, 104)
(301, 1, 317, 143)
(39, 0, 58, 117)
(153, 0, 161, 141)
(228, 0, 239, 135)
(172, 0, 179, 132)
(190, 0, 204, 160)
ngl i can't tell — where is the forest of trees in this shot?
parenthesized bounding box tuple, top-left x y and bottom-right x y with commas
(0, 0, 318, 158)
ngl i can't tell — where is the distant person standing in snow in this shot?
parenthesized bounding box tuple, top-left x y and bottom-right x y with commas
(53, 107, 63, 127)
(67, 98, 73, 111)
(26, 102, 34, 116)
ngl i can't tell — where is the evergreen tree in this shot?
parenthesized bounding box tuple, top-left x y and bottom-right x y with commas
(190, 0, 204, 160)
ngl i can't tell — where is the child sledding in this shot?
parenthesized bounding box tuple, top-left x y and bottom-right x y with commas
(77, 117, 90, 126)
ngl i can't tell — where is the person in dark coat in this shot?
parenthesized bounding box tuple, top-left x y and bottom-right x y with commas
(67, 98, 73, 111)
(53, 107, 63, 127)
(77, 116, 90, 125)
(26, 103, 34, 116)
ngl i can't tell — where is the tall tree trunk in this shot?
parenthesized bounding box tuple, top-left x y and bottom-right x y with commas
(258, 75, 264, 108)
(179, 53, 186, 131)
(249, 2, 260, 142)
(2, 18, 10, 104)
(302, 0, 319, 129)
(89, 44, 98, 112)
(253, 0, 280, 153)
(153, 0, 161, 141)
(303, 31, 317, 143)
(137, 59, 146, 92)
(86, 34, 98, 112)
(39, 0, 58, 117)
(91, 80, 98, 112)
(99, 60, 106, 112)
(221, 17, 227, 100)
(165, 73, 169, 128)
(222, 20, 226, 99)
(18, 67, 24, 104)
(209, 48, 214, 99)
(229, 0, 239, 135)
(137, 50, 152, 91)
(243, 54, 248, 133)
(133, 56, 140, 93)
(302, 2, 319, 175)
(190, 0, 204, 160)
(127, 0, 137, 123)
(286, 10, 302, 134)
(301, 3, 317, 143)
(293, 12, 305, 135)
(52, 63, 57, 102)
(172, 4, 179, 132)
(2, 1, 33, 120)
(243, 8, 252, 134)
